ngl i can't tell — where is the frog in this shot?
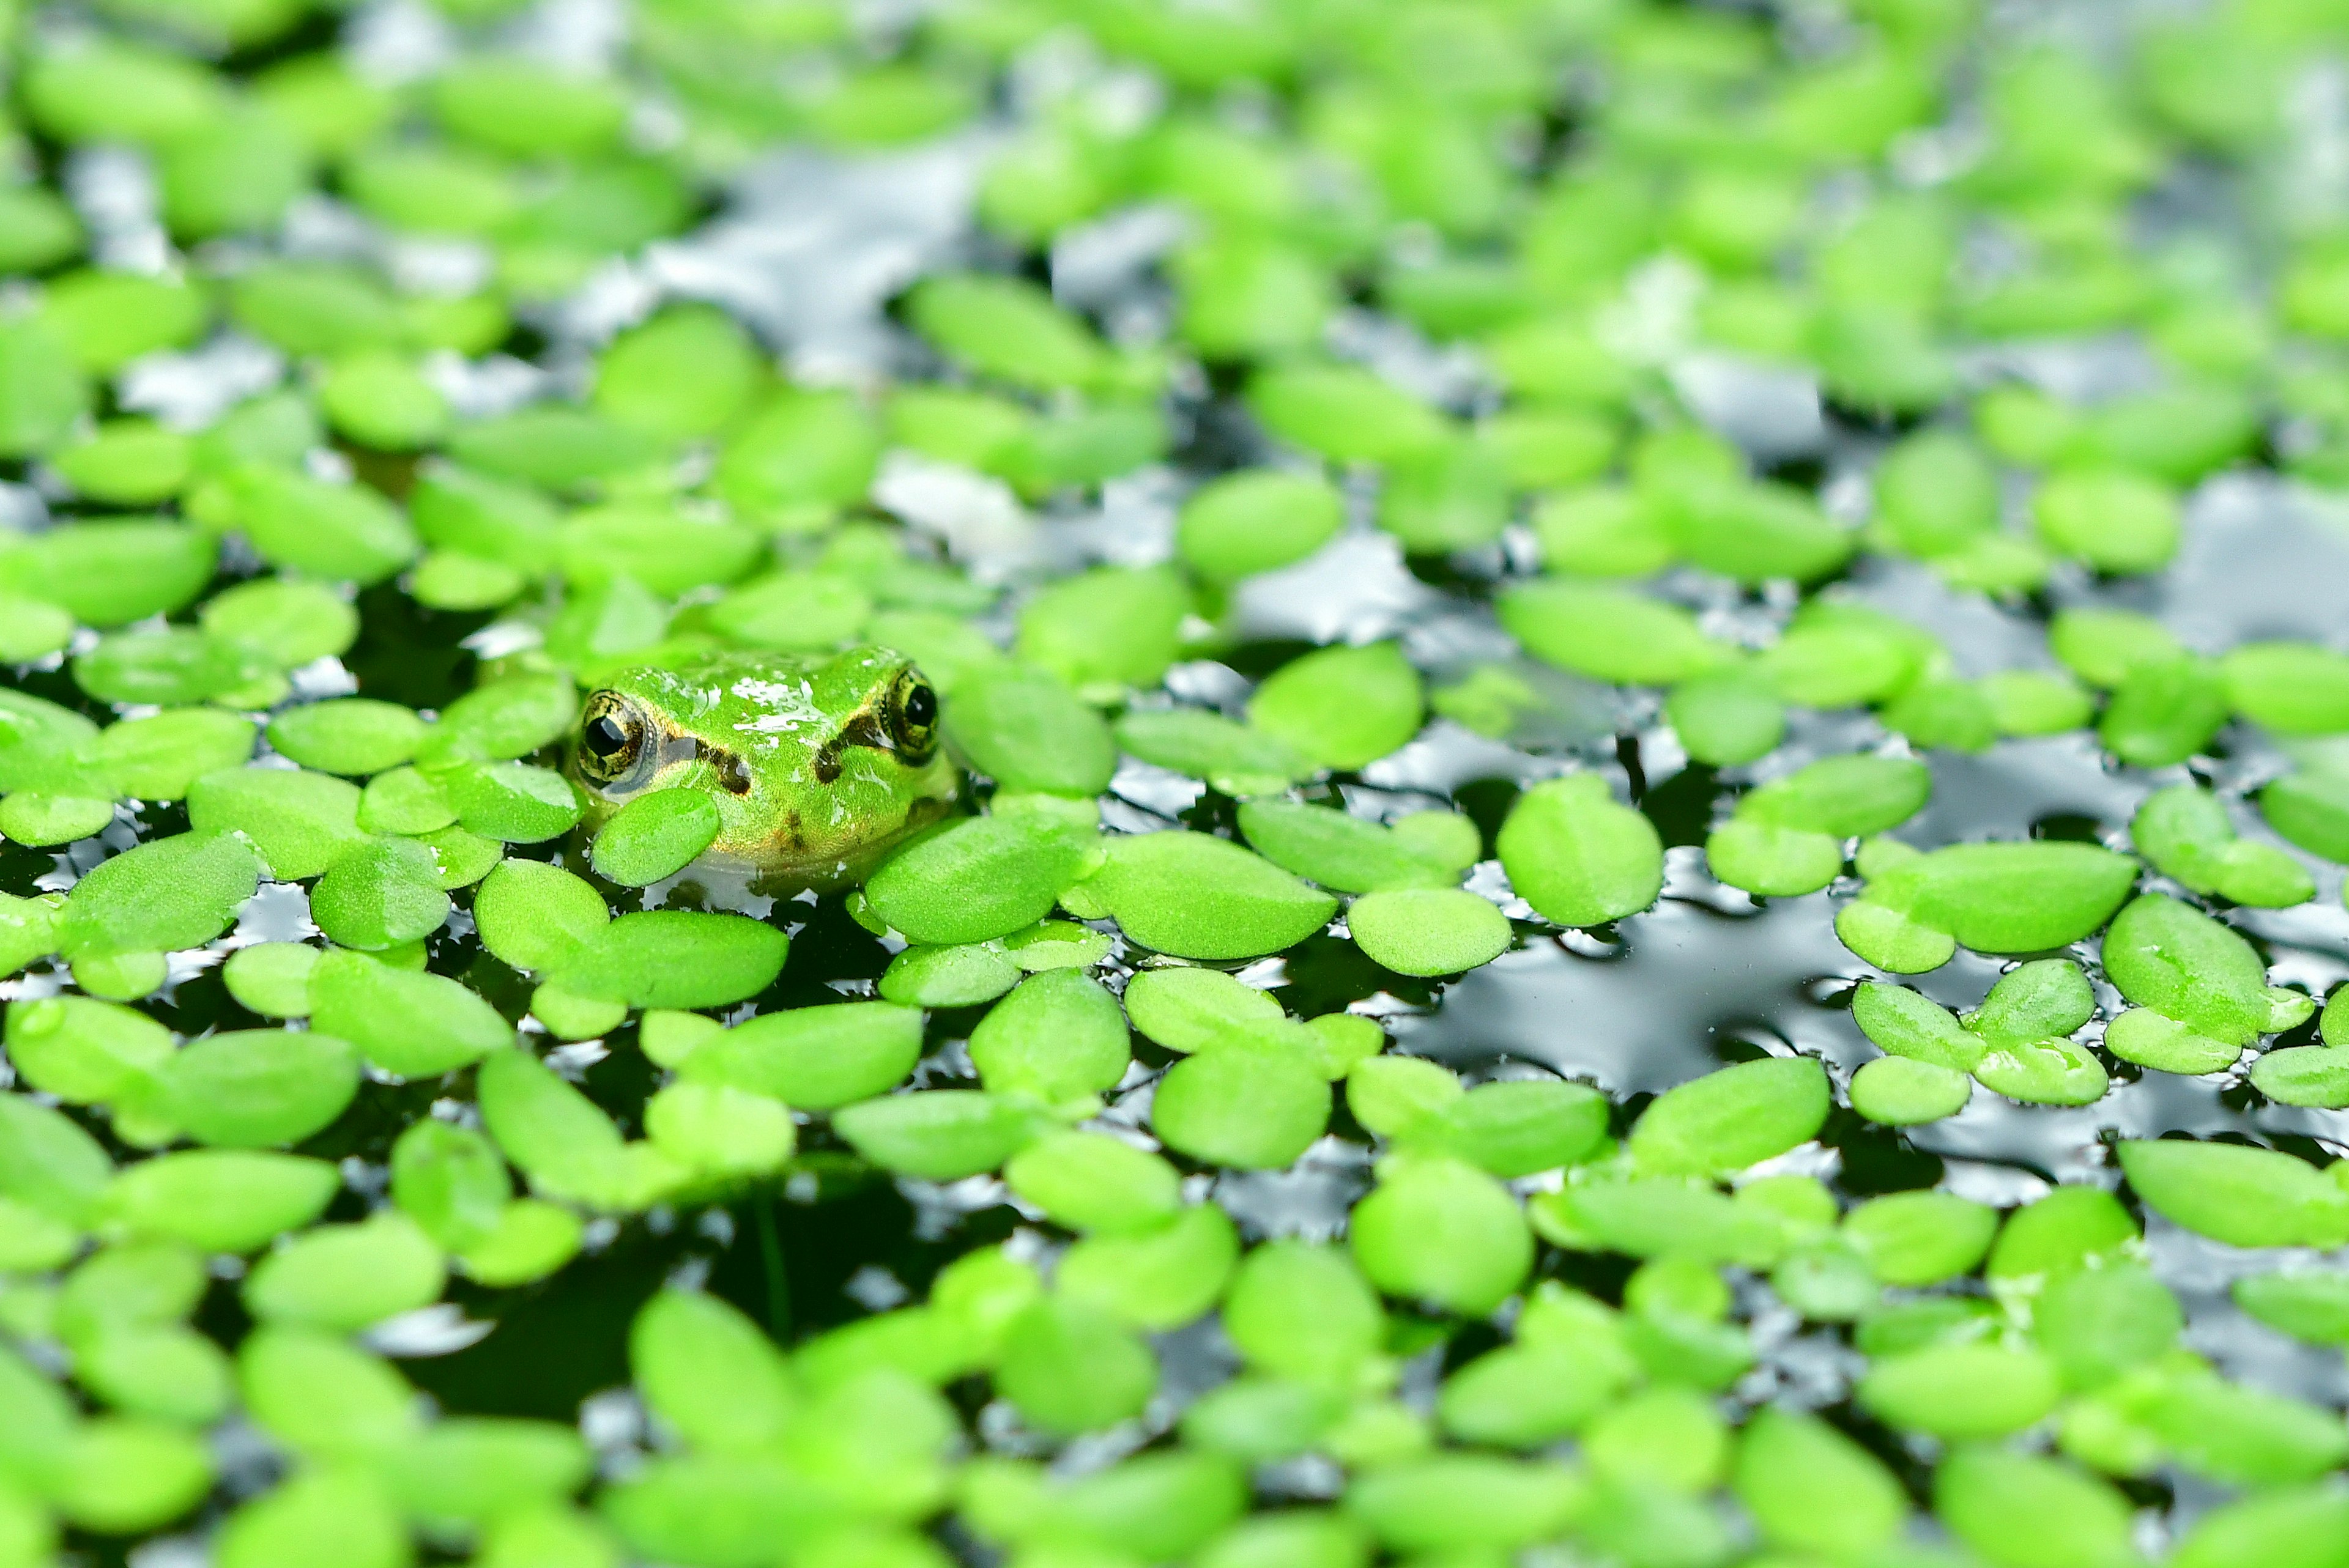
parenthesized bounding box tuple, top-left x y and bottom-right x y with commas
(568, 645, 958, 890)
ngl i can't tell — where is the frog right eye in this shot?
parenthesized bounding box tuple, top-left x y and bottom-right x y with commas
(577, 693, 648, 785)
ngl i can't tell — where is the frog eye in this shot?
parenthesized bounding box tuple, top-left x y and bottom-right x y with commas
(576, 692, 649, 786)
(888, 671, 939, 763)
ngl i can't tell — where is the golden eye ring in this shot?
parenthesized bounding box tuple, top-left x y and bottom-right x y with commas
(577, 692, 649, 786)
(887, 670, 940, 763)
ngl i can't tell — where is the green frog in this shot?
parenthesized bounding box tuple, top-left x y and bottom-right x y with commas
(569, 645, 959, 889)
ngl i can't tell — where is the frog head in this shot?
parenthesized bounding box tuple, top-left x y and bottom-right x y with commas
(571, 645, 959, 889)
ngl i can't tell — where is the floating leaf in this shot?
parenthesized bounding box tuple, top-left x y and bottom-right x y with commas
(1628, 1057, 1829, 1177)
(968, 969, 1130, 1105)
(61, 830, 260, 961)
(679, 1002, 923, 1111)
(546, 911, 787, 1010)
(187, 767, 365, 881)
(106, 1150, 340, 1254)
(1246, 644, 1425, 771)
(1346, 888, 1512, 976)
(159, 1028, 359, 1147)
(833, 1091, 1037, 1181)
(309, 835, 451, 951)
(1495, 775, 1663, 928)
(242, 1212, 446, 1329)
(266, 700, 428, 777)
(865, 814, 1091, 945)
(590, 788, 722, 887)
(310, 949, 512, 1078)
(1088, 832, 1337, 960)
(2118, 1139, 2349, 1249)
(1351, 1156, 1531, 1317)
(1153, 1043, 1330, 1169)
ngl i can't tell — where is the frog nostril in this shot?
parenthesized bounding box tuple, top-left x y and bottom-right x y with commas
(711, 749, 754, 794)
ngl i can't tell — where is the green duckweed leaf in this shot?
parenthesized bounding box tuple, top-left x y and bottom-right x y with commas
(1495, 774, 1664, 927)
(1089, 832, 1337, 960)
(1935, 1448, 2137, 1568)
(2118, 1138, 2349, 1249)
(390, 1120, 510, 1252)
(1, 520, 215, 627)
(1016, 566, 1188, 697)
(266, 701, 428, 777)
(92, 709, 256, 802)
(199, 578, 359, 669)
(6, 993, 173, 1105)
(223, 468, 418, 586)
(243, 1212, 445, 1329)
(907, 275, 1107, 391)
(943, 667, 1116, 797)
(0, 791, 113, 846)
(446, 761, 584, 843)
(679, 1002, 924, 1111)
(546, 911, 786, 1011)
(968, 968, 1130, 1105)
(62, 829, 259, 961)
(1341, 1456, 1579, 1553)
(74, 627, 272, 708)
(833, 1091, 1036, 1181)
(1152, 1043, 1330, 1169)
(473, 860, 608, 972)
(160, 1028, 358, 1147)
(49, 1417, 215, 1534)
(1115, 708, 1310, 797)
(187, 767, 365, 881)
(2101, 893, 2273, 1045)
(2250, 1047, 2349, 1108)
(1498, 580, 1728, 686)
(310, 948, 512, 1078)
(866, 813, 1091, 945)
(1236, 801, 1452, 893)
(1178, 470, 1344, 580)
(878, 942, 1020, 1008)
(1844, 1192, 1998, 1285)
(1394, 1078, 1609, 1178)
(1857, 1342, 2060, 1440)
(1350, 1156, 1531, 1317)
(1346, 887, 1512, 975)
(1003, 1132, 1183, 1235)
(2033, 468, 2181, 573)
(1849, 1056, 1972, 1124)
(1734, 1407, 1907, 1560)
(2131, 785, 2314, 908)
(2262, 769, 2349, 864)
(1057, 1204, 1238, 1333)
(2234, 1270, 2349, 1346)
(1247, 363, 1446, 464)
(1628, 1057, 1830, 1177)
(1972, 1035, 2109, 1106)
(1704, 818, 1843, 897)
(1741, 755, 1931, 837)
(1868, 840, 2137, 953)
(1245, 643, 1424, 771)
(215, 1467, 409, 1568)
(106, 1150, 340, 1254)
(995, 1296, 1156, 1436)
(2101, 656, 2229, 767)
(589, 788, 722, 887)
(309, 835, 451, 951)
(236, 1325, 419, 1459)
(0, 1093, 114, 1225)
(2222, 641, 2349, 735)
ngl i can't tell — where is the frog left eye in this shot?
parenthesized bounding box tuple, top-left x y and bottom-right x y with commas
(888, 672, 939, 762)
(577, 693, 650, 786)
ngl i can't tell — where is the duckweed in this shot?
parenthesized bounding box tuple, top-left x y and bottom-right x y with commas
(4, 0, 2348, 1559)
